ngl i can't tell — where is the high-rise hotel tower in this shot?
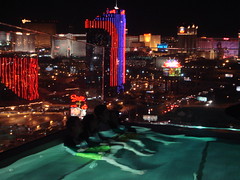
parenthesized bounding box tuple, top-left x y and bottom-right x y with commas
(85, 7, 126, 95)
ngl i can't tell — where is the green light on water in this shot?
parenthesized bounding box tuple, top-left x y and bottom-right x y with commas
(65, 145, 110, 160)
(86, 145, 110, 152)
(75, 152, 103, 160)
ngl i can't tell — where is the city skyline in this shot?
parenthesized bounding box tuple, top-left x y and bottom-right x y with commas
(2, 0, 240, 167)
(0, 1, 239, 37)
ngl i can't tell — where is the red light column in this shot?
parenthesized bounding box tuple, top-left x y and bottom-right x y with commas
(0, 56, 39, 100)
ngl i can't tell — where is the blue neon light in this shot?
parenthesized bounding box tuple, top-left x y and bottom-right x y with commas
(157, 43, 168, 49)
(95, 9, 126, 92)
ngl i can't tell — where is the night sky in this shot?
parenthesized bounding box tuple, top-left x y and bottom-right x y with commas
(0, 0, 239, 37)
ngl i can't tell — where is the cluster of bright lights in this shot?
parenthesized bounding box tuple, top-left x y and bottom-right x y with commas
(70, 94, 88, 119)
(162, 59, 182, 68)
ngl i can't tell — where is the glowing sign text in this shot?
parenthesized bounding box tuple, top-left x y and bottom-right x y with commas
(70, 95, 86, 102)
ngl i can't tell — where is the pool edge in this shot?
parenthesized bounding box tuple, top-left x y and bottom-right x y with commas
(0, 129, 67, 168)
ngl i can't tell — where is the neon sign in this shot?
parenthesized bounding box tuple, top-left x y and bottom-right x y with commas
(70, 94, 88, 119)
(157, 43, 168, 52)
(70, 94, 86, 103)
(157, 43, 168, 49)
(162, 59, 182, 77)
(70, 94, 87, 108)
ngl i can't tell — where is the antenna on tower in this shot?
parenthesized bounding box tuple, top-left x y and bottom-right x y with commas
(114, 0, 119, 9)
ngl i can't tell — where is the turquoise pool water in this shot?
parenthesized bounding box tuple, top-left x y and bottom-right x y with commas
(0, 126, 240, 180)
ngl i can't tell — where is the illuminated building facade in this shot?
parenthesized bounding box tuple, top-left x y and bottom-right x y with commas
(51, 33, 86, 58)
(22, 21, 56, 49)
(239, 32, 240, 59)
(139, 34, 161, 51)
(126, 35, 139, 52)
(85, 8, 126, 93)
(0, 56, 39, 100)
(177, 25, 198, 54)
(12, 32, 35, 52)
(197, 37, 239, 59)
(0, 31, 35, 52)
(0, 31, 11, 51)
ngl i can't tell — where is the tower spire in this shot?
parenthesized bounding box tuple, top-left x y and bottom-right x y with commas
(114, 0, 119, 9)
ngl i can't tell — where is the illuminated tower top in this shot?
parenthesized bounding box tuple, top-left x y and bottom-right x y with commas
(178, 24, 198, 35)
(114, 0, 119, 9)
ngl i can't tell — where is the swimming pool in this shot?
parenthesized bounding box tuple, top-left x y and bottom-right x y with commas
(0, 126, 239, 180)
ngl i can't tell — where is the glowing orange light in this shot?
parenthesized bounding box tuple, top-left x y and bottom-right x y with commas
(121, 10, 125, 15)
(144, 34, 151, 42)
(81, 104, 88, 110)
(70, 104, 77, 108)
(109, 9, 116, 14)
(179, 26, 185, 34)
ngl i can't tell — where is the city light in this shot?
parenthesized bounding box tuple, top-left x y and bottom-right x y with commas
(179, 26, 185, 34)
(21, 19, 31, 24)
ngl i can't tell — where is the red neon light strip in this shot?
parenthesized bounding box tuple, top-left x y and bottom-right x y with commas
(0, 56, 39, 100)
(85, 19, 119, 87)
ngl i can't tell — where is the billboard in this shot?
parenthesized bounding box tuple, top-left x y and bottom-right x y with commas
(70, 94, 88, 119)
(162, 59, 182, 77)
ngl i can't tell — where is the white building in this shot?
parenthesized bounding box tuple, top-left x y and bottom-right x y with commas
(51, 33, 86, 58)
(12, 32, 35, 52)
